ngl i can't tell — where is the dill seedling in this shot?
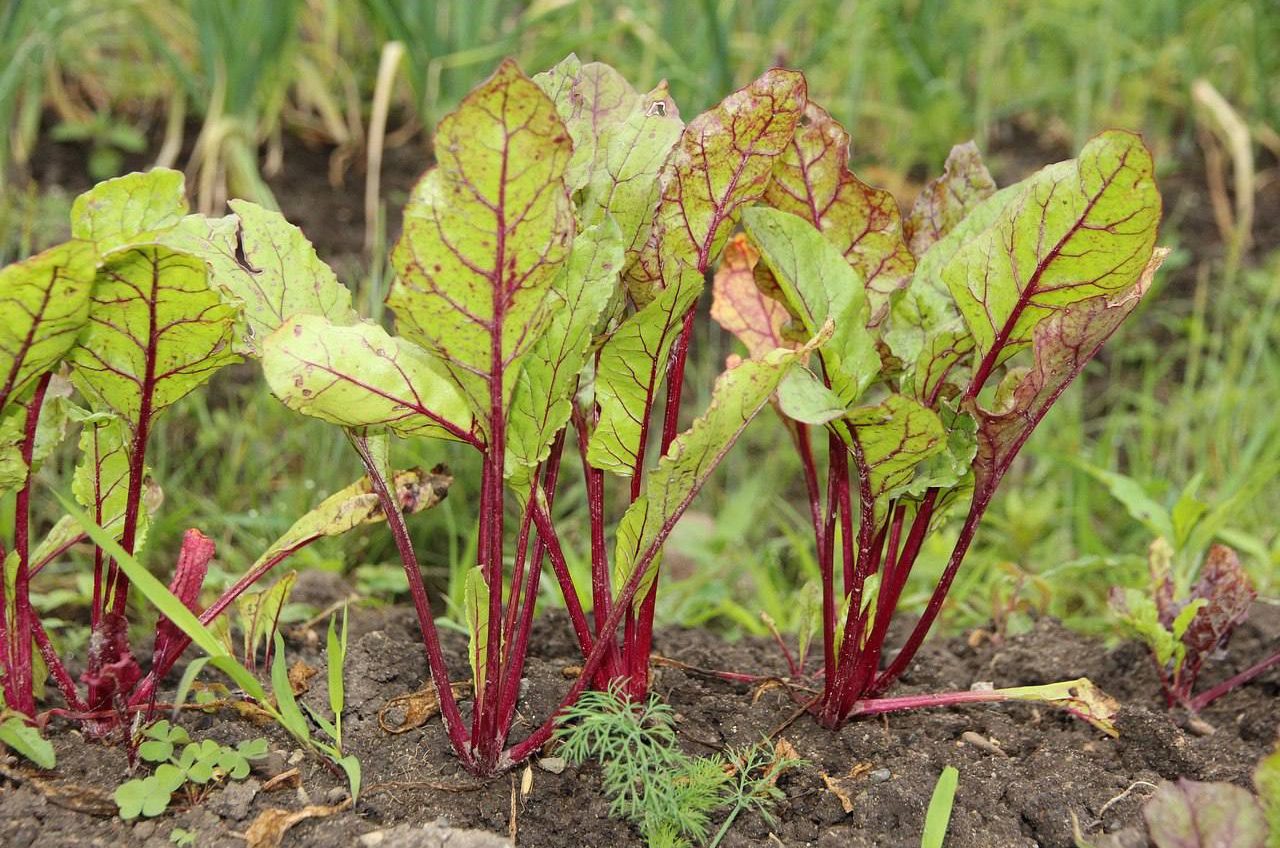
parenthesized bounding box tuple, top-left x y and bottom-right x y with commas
(555, 686, 801, 848)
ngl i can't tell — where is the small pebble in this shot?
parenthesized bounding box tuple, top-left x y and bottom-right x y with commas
(537, 757, 567, 775)
(326, 786, 349, 804)
(868, 768, 891, 783)
(287, 749, 306, 766)
(359, 830, 385, 847)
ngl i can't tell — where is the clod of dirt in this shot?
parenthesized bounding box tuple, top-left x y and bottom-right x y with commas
(209, 778, 261, 821)
(1115, 706, 1199, 779)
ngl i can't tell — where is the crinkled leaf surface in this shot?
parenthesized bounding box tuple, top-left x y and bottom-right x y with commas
(903, 141, 996, 257)
(972, 249, 1166, 495)
(626, 68, 806, 297)
(70, 169, 188, 253)
(506, 220, 623, 482)
(0, 241, 96, 414)
(613, 341, 813, 609)
(164, 200, 357, 354)
(262, 315, 474, 443)
(943, 130, 1160, 369)
(763, 101, 913, 324)
(587, 266, 702, 476)
(710, 233, 791, 361)
(845, 394, 946, 500)
(1181, 545, 1256, 673)
(389, 60, 575, 421)
(740, 206, 879, 405)
(1144, 779, 1267, 848)
(69, 246, 240, 427)
(885, 185, 1019, 399)
(534, 55, 640, 193)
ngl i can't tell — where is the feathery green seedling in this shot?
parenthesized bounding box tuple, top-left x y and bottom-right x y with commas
(557, 686, 800, 848)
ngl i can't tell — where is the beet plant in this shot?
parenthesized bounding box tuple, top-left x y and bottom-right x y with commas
(0, 169, 446, 735)
(194, 56, 829, 775)
(712, 115, 1168, 727)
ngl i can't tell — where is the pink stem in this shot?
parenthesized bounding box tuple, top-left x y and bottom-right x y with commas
(8, 372, 52, 715)
(1189, 650, 1280, 713)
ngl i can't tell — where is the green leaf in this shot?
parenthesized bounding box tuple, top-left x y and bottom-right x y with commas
(271, 633, 311, 743)
(0, 376, 75, 498)
(463, 567, 489, 700)
(904, 141, 997, 257)
(506, 220, 624, 482)
(1144, 779, 1268, 848)
(70, 169, 188, 253)
(885, 185, 1018, 399)
(845, 394, 946, 502)
(153, 762, 186, 794)
(69, 245, 240, 427)
(163, 200, 357, 354)
(536, 57, 682, 254)
(973, 249, 1168, 496)
(1110, 588, 1182, 668)
(763, 101, 914, 325)
(944, 131, 1161, 368)
(587, 266, 702, 476)
(71, 414, 148, 548)
(0, 240, 96, 416)
(902, 406, 977, 498)
(921, 765, 959, 848)
(776, 368, 846, 425)
(337, 754, 362, 802)
(0, 717, 55, 769)
(614, 342, 813, 609)
(138, 739, 174, 763)
(626, 69, 807, 298)
(389, 59, 575, 421)
(262, 315, 474, 443)
(741, 207, 879, 406)
(115, 775, 171, 820)
(326, 606, 347, 725)
(238, 570, 296, 663)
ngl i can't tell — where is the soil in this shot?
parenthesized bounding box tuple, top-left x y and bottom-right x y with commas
(1, 582, 1275, 848)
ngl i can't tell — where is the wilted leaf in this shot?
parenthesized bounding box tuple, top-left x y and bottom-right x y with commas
(250, 467, 451, 572)
(999, 677, 1120, 736)
(464, 567, 489, 701)
(904, 141, 997, 257)
(377, 681, 472, 734)
(244, 800, 351, 848)
(390, 60, 575, 420)
(764, 101, 914, 324)
(626, 68, 807, 298)
(1144, 779, 1267, 848)
(710, 234, 792, 361)
(262, 315, 474, 444)
(1181, 545, 1256, 679)
(0, 241, 96, 415)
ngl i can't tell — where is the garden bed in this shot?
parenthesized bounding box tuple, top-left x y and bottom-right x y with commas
(2, 590, 1275, 848)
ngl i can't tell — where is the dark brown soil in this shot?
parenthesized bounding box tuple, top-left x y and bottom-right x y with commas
(1, 590, 1275, 848)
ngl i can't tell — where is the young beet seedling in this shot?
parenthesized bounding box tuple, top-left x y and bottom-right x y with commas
(1113, 539, 1280, 714)
(232, 56, 822, 776)
(0, 169, 449, 737)
(712, 110, 1167, 729)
